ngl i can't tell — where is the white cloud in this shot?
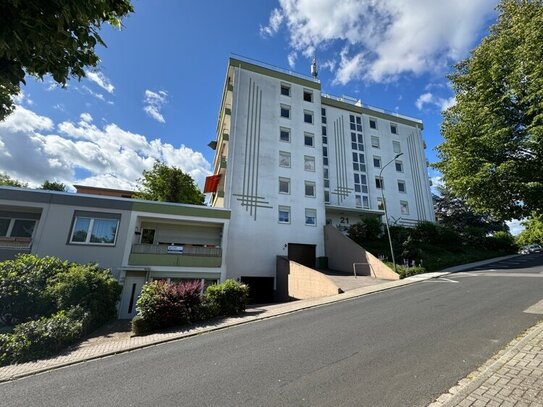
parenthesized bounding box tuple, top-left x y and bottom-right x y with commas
(85, 71, 115, 94)
(260, 8, 284, 37)
(265, 0, 497, 84)
(287, 51, 297, 69)
(143, 90, 168, 123)
(0, 105, 211, 189)
(81, 85, 106, 102)
(416, 92, 456, 111)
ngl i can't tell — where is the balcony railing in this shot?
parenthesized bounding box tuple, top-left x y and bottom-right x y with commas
(0, 237, 32, 249)
(131, 244, 222, 257)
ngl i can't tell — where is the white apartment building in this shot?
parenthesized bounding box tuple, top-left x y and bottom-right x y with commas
(207, 55, 434, 301)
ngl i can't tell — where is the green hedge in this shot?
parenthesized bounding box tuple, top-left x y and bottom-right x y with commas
(132, 279, 249, 335)
(0, 254, 122, 366)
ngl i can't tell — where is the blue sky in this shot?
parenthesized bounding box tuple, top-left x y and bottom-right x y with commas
(0, 0, 500, 194)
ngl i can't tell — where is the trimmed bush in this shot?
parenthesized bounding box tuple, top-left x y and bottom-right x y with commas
(0, 307, 89, 366)
(136, 280, 204, 331)
(204, 279, 249, 316)
(131, 315, 152, 336)
(395, 265, 426, 279)
(0, 255, 68, 324)
(46, 264, 122, 329)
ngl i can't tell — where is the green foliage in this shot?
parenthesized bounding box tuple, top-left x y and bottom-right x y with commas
(485, 231, 517, 252)
(204, 279, 249, 316)
(435, 0, 543, 220)
(41, 180, 67, 192)
(395, 265, 426, 279)
(135, 280, 204, 331)
(0, 0, 133, 120)
(0, 173, 27, 187)
(46, 264, 122, 329)
(0, 254, 122, 365)
(347, 216, 382, 242)
(0, 307, 88, 365)
(131, 314, 152, 336)
(0, 255, 67, 324)
(135, 161, 205, 205)
(517, 214, 543, 245)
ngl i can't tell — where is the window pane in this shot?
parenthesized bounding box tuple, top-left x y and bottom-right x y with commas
(370, 119, 377, 129)
(90, 219, 118, 244)
(11, 220, 36, 238)
(304, 157, 315, 171)
(141, 229, 155, 244)
(322, 126, 327, 135)
(305, 182, 315, 196)
(281, 85, 290, 96)
(304, 112, 313, 123)
(279, 152, 291, 167)
(393, 141, 401, 153)
(72, 217, 91, 242)
(305, 209, 316, 225)
(304, 134, 314, 146)
(279, 179, 290, 193)
(303, 91, 312, 102)
(395, 161, 403, 172)
(279, 207, 290, 223)
(0, 218, 9, 236)
(281, 106, 290, 118)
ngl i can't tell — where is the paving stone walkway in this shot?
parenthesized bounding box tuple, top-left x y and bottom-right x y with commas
(429, 320, 543, 407)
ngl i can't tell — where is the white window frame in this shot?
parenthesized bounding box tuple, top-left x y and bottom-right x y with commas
(279, 151, 291, 168)
(390, 123, 398, 134)
(280, 127, 291, 143)
(69, 216, 119, 246)
(400, 201, 410, 215)
(280, 104, 291, 119)
(304, 132, 315, 147)
(375, 176, 384, 190)
(304, 155, 316, 172)
(395, 160, 404, 172)
(279, 177, 291, 194)
(373, 156, 382, 168)
(303, 89, 313, 103)
(305, 208, 317, 226)
(398, 180, 406, 193)
(278, 206, 291, 224)
(377, 197, 385, 211)
(280, 83, 291, 97)
(304, 110, 314, 124)
(304, 181, 316, 197)
(393, 140, 402, 154)
(371, 136, 380, 148)
(369, 118, 377, 129)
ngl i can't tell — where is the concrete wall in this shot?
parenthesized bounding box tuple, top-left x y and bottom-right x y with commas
(324, 225, 399, 281)
(287, 260, 341, 299)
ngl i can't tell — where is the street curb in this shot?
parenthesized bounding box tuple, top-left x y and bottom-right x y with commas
(428, 319, 543, 407)
(0, 254, 516, 383)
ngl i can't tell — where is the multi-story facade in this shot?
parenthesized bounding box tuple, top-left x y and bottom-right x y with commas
(208, 56, 434, 299)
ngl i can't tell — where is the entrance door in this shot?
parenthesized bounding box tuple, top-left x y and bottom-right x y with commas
(287, 243, 316, 268)
(119, 276, 146, 319)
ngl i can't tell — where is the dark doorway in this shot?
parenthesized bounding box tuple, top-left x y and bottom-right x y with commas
(288, 243, 316, 268)
(240, 276, 274, 303)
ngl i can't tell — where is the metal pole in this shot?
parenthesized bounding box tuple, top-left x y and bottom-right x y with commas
(379, 152, 403, 274)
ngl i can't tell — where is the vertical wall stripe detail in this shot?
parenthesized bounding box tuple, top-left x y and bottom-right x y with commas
(331, 115, 352, 204)
(407, 132, 425, 220)
(232, 78, 272, 219)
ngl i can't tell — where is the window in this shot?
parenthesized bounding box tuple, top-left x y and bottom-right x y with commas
(375, 176, 384, 189)
(279, 206, 291, 223)
(70, 215, 119, 245)
(398, 180, 406, 193)
(373, 156, 382, 168)
(279, 151, 291, 168)
(305, 181, 316, 197)
(304, 110, 314, 124)
(355, 195, 362, 208)
(395, 160, 403, 172)
(369, 118, 377, 129)
(321, 108, 326, 116)
(363, 196, 369, 208)
(280, 105, 290, 119)
(280, 84, 290, 96)
(279, 177, 290, 194)
(324, 190, 330, 203)
(304, 132, 314, 147)
(322, 126, 327, 136)
(141, 229, 155, 244)
(303, 90, 313, 102)
(280, 127, 290, 142)
(371, 136, 380, 148)
(377, 198, 385, 210)
(0, 218, 37, 238)
(400, 201, 410, 215)
(304, 156, 315, 171)
(390, 123, 398, 134)
(393, 141, 401, 154)
(305, 209, 317, 226)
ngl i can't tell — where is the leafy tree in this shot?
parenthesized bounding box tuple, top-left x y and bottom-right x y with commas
(41, 180, 67, 192)
(135, 161, 205, 205)
(517, 214, 543, 245)
(434, 186, 508, 238)
(0, 0, 133, 120)
(435, 0, 543, 221)
(0, 173, 27, 187)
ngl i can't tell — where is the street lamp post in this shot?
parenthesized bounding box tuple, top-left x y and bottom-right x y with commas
(379, 152, 403, 274)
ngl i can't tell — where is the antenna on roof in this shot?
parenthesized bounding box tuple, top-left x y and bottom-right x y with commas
(311, 56, 318, 79)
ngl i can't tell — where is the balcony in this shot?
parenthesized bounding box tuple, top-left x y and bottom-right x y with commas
(0, 237, 32, 250)
(128, 244, 222, 268)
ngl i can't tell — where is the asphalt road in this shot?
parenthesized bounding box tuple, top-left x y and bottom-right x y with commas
(2, 254, 543, 407)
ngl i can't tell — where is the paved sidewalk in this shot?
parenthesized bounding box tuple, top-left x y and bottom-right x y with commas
(429, 320, 543, 407)
(0, 254, 521, 384)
